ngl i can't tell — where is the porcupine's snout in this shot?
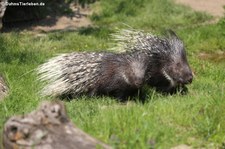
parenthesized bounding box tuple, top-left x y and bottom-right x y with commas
(182, 71, 193, 84)
(163, 58, 193, 88)
(134, 77, 144, 88)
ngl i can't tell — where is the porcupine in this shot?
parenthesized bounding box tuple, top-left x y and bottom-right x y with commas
(37, 51, 148, 100)
(37, 29, 193, 100)
(111, 29, 193, 94)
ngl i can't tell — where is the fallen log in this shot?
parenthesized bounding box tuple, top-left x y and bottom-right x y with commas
(3, 101, 111, 149)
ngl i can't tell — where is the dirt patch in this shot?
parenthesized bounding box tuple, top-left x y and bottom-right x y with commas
(32, 5, 92, 32)
(198, 51, 225, 63)
(2, 3, 93, 32)
(175, 0, 225, 18)
(171, 144, 192, 149)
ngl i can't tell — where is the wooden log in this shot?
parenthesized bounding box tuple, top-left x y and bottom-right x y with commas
(3, 101, 112, 149)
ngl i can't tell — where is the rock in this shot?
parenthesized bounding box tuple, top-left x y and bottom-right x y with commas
(3, 101, 112, 149)
(0, 75, 8, 100)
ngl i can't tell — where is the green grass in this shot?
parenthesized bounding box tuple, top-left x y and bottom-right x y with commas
(91, 0, 212, 30)
(0, 0, 225, 148)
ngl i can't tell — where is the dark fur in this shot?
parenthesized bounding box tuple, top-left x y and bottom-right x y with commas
(39, 30, 193, 101)
(59, 53, 147, 101)
(127, 30, 193, 94)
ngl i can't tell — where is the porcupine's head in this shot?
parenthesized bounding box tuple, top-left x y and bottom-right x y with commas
(112, 29, 193, 94)
(148, 30, 193, 93)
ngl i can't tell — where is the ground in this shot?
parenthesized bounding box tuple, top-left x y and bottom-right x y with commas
(175, 0, 225, 18)
(32, 4, 92, 32)
(4, 0, 224, 32)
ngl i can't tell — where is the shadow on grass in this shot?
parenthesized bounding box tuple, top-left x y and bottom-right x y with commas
(56, 85, 189, 105)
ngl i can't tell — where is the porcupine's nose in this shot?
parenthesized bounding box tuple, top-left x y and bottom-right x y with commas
(186, 72, 193, 84)
(180, 72, 193, 84)
(134, 77, 144, 87)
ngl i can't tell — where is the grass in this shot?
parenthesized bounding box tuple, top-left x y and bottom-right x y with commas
(0, 0, 225, 148)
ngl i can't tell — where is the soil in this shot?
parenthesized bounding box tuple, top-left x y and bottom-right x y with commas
(32, 0, 225, 32)
(32, 5, 92, 32)
(175, 0, 225, 18)
(2, 1, 225, 32)
(2, 3, 93, 32)
(198, 51, 225, 63)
